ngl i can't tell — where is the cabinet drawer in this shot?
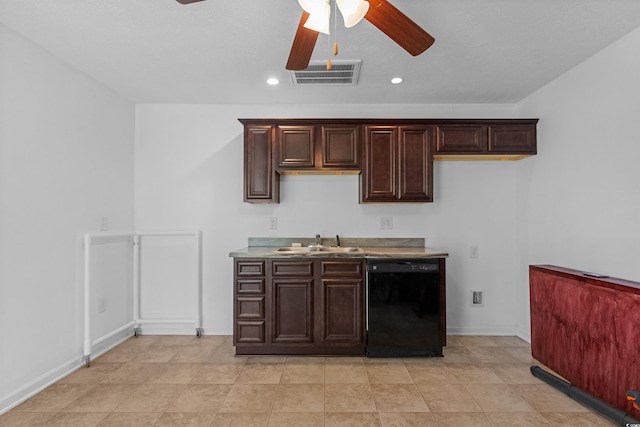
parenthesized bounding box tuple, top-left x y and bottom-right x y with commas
(272, 260, 314, 277)
(236, 260, 265, 276)
(235, 321, 265, 344)
(236, 296, 265, 319)
(236, 279, 265, 294)
(321, 260, 363, 277)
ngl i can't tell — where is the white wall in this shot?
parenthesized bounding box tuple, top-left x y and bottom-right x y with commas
(135, 103, 528, 337)
(515, 27, 640, 339)
(0, 24, 135, 410)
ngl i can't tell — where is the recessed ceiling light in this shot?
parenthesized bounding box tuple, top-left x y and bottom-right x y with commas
(267, 78, 279, 85)
(390, 77, 403, 84)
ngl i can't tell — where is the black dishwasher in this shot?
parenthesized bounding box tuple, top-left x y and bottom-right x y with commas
(366, 258, 445, 357)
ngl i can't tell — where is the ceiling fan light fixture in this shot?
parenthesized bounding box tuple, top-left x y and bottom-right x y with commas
(298, 0, 325, 14)
(336, 0, 369, 28)
(303, 2, 331, 34)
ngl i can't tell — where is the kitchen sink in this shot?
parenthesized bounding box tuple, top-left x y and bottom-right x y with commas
(276, 246, 362, 254)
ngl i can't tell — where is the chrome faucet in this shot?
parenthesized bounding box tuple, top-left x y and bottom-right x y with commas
(315, 234, 321, 246)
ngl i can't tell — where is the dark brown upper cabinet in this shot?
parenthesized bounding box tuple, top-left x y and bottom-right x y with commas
(362, 125, 433, 203)
(277, 126, 315, 168)
(243, 125, 278, 203)
(321, 125, 360, 169)
(435, 120, 537, 160)
(239, 118, 537, 204)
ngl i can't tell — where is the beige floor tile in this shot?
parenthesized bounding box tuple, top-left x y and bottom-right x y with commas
(40, 412, 107, 426)
(236, 363, 283, 384)
(512, 384, 592, 412)
(246, 356, 287, 364)
(444, 336, 465, 347)
(417, 383, 483, 412)
(378, 412, 438, 427)
(490, 364, 543, 385)
(11, 383, 95, 412)
(455, 336, 499, 347)
(432, 412, 496, 427)
(488, 411, 552, 426)
(489, 336, 531, 347)
(267, 412, 324, 426)
(210, 412, 269, 426)
(131, 345, 180, 363)
(281, 363, 324, 384)
(407, 365, 459, 384)
(402, 357, 445, 367)
(505, 347, 537, 364)
(59, 384, 139, 412)
(370, 384, 430, 413)
(95, 346, 143, 363)
(100, 362, 168, 384)
(0, 412, 53, 426)
(153, 412, 216, 426)
(324, 356, 364, 364)
(190, 363, 243, 384)
(539, 412, 616, 426)
(285, 356, 325, 364)
(59, 364, 124, 384)
(471, 346, 524, 364)
(447, 363, 505, 384)
(325, 363, 369, 384)
(169, 346, 218, 363)
(325, 384, 376, 412)
(96, 412, 161, 426)
(147, 363, 202, 384)
(153, 336, 196, 346)
(113, 384, 184, 412)
(464, 384, 535, 412)
(271, 384, 324, 412)
(441, 346, 482, 364)
(207, 346, 247, 364)
(118, 336, 161, 348)
(166, 384, 232, 412)
(219, 384, 278, 413)
(324, 412, 380, 427)
(366, 363, 413, 384)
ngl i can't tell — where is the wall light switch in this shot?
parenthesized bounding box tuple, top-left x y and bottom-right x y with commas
(269, 217, 278, 229)
(100, 216, 110, 231)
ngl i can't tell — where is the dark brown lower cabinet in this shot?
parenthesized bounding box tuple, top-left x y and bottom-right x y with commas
(234, 258, 365, 355)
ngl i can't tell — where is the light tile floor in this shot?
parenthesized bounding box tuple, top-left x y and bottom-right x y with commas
(1, 335, 617, 426)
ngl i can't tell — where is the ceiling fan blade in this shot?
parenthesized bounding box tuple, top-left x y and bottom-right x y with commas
(286, 11, 320, 70)
(365, 0, 435, 56)
(176, 0, 207, 4)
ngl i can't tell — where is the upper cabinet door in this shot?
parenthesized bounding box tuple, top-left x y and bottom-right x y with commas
(277, 126, 315, 168)
(435, 125, 487, 153)
(321, 125, 360, 169)
(244, 125, 278, 203)
(398, 126, 433, 202)
(489, 124, 537, 154)
(362, 126, 398, 202)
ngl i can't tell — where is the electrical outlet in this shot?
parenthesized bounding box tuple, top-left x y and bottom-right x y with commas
(98, 297, 107, 313)
(269, 217, 278, 229)
(380, 217, 393, 230)
(100, 216, 110, 231)
(472, 291, 484, 307)
(470, 245, 479, 258)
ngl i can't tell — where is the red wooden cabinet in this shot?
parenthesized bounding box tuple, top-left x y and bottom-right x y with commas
(529, 265, 640, 413)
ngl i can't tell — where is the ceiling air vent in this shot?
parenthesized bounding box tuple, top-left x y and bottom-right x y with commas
(290, 60, 361, 85)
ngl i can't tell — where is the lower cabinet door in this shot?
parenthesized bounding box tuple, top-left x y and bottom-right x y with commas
(319, 278, 364, 344)
(235, 320, 265, 344)
(271, 278, 314, 343)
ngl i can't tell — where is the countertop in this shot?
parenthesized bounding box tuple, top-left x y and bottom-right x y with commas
(229, 237, 448, 259)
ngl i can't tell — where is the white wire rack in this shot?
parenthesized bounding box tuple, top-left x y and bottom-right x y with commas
(83, 231, 202, 366)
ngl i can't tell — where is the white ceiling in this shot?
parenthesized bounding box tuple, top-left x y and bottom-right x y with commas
(2, 0, 640, 105)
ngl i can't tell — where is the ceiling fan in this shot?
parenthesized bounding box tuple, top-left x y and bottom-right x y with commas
(175, 0, 435, 71)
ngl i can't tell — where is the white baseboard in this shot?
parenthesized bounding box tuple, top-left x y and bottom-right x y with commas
(447, 326, 519, 336)
(0, 329, 132, 415)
